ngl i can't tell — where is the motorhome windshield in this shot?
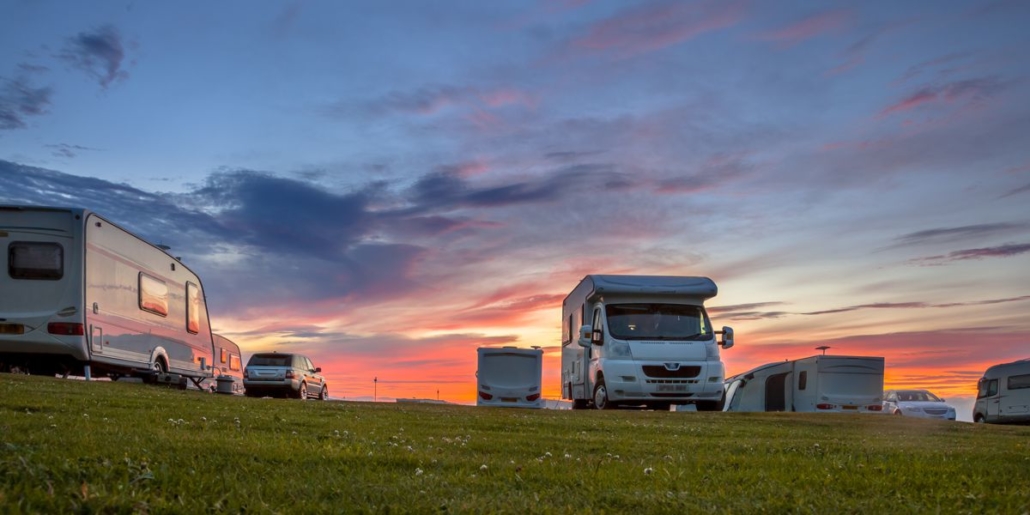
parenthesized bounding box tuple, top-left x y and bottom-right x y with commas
(605, 303, 709, 340)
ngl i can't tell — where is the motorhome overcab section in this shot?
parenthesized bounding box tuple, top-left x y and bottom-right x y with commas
(0, 205, 215, 385)
(560, 275, 734, 411)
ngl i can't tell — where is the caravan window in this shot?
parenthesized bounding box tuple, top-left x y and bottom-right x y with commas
(798, 371, 807, 391)
(229, 354, 241, 372)
(186, 282, 201, 333)
(1009, 374, 1030, 390)
(139, 273, 169, 316)
(8, 242, 63, 280)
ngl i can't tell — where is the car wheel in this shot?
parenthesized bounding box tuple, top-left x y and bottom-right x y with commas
(319, 386, 328, 401)
(895, 410, 903, 415)
(297, 382, 308, 400)
(974, 414, 985, 423)
(593, 378, 614, 410)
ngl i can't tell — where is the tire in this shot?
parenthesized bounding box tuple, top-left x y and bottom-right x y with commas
(695, 401, 720, 412)
(297, 382, 308, 400)
(895, 410, 903, 416)
(144, 358, 167, 384)
(319, 386, 328, 401)
(593, 378, 615, 410)
(974, 414, 985, 424)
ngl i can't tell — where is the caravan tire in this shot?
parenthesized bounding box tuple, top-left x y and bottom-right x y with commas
(593, 379, 615, 410)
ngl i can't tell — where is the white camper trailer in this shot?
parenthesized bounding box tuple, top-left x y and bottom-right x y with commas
(477, 346, 544, 408)
(210, 334, 244, 394)
(560, 275, 734, 410)
(973, 359, 1030, 424)
(0, 205, 215, 385)
(722, 355, 885, 413)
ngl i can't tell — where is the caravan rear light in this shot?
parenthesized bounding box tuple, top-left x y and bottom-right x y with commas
(47, 323, 84, 336)
(867, 405, 883, 411)
(816, 403, 834, 410)
(526, 393, 540, 402)
(478, 391, 493, 400)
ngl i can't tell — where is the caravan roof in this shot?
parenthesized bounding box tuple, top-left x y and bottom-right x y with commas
(578, 275, 718, 301)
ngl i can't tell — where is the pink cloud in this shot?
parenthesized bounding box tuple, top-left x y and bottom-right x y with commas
(879, 77, 1006, 118)
(479, 88, 537, 109)
(572, 0, 747, 58)
(755, 9, 853, 47)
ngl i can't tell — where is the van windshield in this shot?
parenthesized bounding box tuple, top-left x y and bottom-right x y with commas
(605, 303, 708, 340)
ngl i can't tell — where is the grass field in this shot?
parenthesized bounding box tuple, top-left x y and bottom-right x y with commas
(1, 374, 1028, 514)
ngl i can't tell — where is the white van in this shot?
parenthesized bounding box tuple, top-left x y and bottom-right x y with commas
(973, 359, 1030, 424)
(0, 205, 215, 385)
(560, 275, 733, 411)
(723, 355, 885, 413)
(476, 346, 544, 408)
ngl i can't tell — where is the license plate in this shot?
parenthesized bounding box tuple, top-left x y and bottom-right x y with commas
(657, 384, 687, 392)
(501, 397, 518, 402)
(0, 324, 25, 335)
(842, 405, 858, 410)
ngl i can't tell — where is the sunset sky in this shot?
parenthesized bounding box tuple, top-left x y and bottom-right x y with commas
(2, 1, 1028, 419)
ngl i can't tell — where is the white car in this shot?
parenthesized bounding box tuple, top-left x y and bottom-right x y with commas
(883, 389, 956, 420)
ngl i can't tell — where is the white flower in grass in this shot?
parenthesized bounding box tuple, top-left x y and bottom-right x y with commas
(480, 464, 488, 472)
(564, 453, 572, 459)
(415, 468, 424, 476)
(545, 452, 552, 458)
(644, 467, 654, 475)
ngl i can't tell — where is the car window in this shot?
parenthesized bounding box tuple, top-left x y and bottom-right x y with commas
(249, 355, 291, 366)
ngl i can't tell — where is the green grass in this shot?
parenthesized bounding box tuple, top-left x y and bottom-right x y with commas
(1, 375, 1028, 514)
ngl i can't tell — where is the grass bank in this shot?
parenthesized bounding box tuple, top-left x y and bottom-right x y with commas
(1, 374, 1028, 513)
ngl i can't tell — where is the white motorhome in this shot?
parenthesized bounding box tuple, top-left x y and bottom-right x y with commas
(722, 355, 885, 413)
(560, 275, 734, 410)
(477, 346, 544, 408)
(0, 205, 215, 385)
(973, 359, 1030, 424)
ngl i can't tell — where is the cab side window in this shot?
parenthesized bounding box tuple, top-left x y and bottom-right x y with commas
(987, 379, 999, 397)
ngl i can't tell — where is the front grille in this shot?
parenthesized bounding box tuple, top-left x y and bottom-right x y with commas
(650, 393, 695, 398)
(645, 379, 698, 385)
(924, 409, 948, 416)
(642, 365, 701, 378)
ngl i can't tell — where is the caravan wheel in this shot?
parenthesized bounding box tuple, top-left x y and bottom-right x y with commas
(593, 379, 615, 410)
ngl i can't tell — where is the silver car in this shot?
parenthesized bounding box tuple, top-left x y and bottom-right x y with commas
(883, 389, 955, 420)
(243, 352, 328, 400)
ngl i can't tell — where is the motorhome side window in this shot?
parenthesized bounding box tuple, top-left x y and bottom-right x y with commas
(139, 273, 169, 317)
(186, 282, 201, 333)
(8, 242, 63, 280)
(1009, 374, 1030, 390)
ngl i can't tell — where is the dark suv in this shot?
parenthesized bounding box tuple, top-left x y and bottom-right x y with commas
(243, 353, 328, 400)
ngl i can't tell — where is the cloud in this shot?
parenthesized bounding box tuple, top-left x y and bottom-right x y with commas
(0, 76, 53, 130)
(879, 77, 1008, 118)
(45, 143, 102, 159)
(999, 182, 1030, 199)
(802, 296, 1030, 315)
(909, 243, 1030, 265)
(570, 0, 747, 58)
(887, 223, 1027, 248)
(58, 25, 130, 89)
(654, 153, 755, 194)
(754, 8, 853, 47)
(342, 85, 537, 120)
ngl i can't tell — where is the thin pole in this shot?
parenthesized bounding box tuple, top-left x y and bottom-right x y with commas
(374, 376, 377, 403)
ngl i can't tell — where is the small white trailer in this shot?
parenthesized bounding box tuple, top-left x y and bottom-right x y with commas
(560, 275, 734, 411)
(476, 346, 544, 408)
(973, 359, 1030, 424)
(0, 205, 215, 385)
(723, 355, 885, 413)
(210, 334, 244, 394)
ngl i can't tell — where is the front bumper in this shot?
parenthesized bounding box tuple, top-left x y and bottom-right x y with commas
(601, 359, 724, 403)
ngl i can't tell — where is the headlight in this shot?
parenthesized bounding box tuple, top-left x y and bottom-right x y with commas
(608, 339, 633, 358)
(705, 342, 721, 360)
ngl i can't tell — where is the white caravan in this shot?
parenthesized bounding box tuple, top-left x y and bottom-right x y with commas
(560, 275, 734, 410)
(722, 355, 885, 413)
(477, 346, 544, 408)
(209, 334, 244, 394)
(0, 205, 215, 385)
(973, 359, 1030, 424)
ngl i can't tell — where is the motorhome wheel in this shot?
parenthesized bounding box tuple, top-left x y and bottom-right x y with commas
(593, 379, 614, 410)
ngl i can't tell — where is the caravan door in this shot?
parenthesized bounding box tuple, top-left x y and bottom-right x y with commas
(764, 372, 791, 412)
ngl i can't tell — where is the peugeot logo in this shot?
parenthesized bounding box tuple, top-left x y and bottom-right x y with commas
(664, 363, 680, 371)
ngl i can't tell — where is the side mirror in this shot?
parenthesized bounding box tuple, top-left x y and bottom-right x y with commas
(718, 326, 734, 349)
(314, 367, 322, 373)
(577, 324, 593, 348)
